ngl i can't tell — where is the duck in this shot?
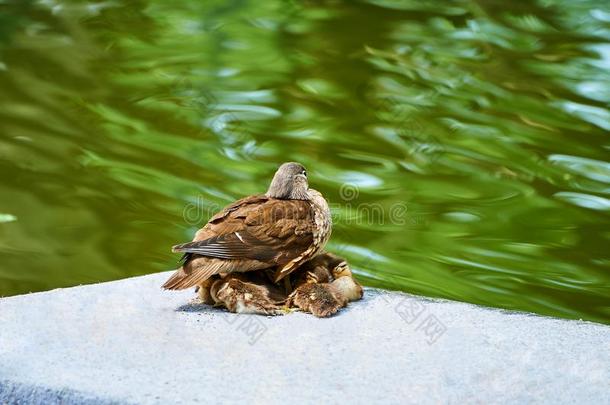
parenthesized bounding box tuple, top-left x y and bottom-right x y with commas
(287, 251, 364, 317)
(162, 162, 332, 294)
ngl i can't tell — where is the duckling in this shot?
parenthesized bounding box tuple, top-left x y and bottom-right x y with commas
(210, 273, 285, 315)
(202, 251, 363, 317)
(288, 252, 363, 317)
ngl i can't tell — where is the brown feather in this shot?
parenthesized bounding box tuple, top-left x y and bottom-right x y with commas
(163, 167, 331, 290)
(161, 269, 188, 290)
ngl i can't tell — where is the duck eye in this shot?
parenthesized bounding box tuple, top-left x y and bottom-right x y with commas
(302, 170, 307, 177)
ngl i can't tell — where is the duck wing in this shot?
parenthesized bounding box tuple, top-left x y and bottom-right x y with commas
(162, 195, 315, 290)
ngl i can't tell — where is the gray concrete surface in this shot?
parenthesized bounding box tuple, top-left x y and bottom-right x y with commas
(0, 272, 609, 405)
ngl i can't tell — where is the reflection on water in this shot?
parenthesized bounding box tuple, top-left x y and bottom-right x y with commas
(0, 0, 609, 323)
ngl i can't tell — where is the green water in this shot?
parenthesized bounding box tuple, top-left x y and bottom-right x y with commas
(1, 0, 609, 323)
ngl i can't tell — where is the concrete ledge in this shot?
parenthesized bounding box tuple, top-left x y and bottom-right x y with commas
(1, 272, 608, 404)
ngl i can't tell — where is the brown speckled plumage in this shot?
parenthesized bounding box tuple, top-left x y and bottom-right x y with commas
(162, 162, 332, 290)
(287, 252, 363, 317)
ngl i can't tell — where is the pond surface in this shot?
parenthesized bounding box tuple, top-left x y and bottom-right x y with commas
(1, 0, 609, 323)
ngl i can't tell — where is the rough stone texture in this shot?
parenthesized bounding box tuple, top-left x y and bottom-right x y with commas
(0, 272, 608, 405)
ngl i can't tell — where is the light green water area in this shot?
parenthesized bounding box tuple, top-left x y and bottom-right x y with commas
(1, 0, 609, 323)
